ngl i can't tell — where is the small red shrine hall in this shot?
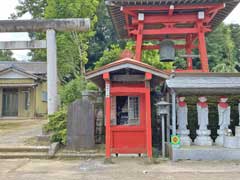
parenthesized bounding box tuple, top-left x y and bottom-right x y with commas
(86, 0, 239, 159)
(86, 58, 169, 158)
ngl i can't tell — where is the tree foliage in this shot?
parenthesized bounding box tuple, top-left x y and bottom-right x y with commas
(94, 44, 122, 69)
(0, 50, 15, 61)
(13, 0, 47, 18)
(44, 108, 67, 144)
(87, 0, 123, 69)
(59, 76, 87, 105)
(207, 24, 238, 72)
(94, 41, 173, 70)
(45, 0, 99, 80)
(230, 24, 240, 63)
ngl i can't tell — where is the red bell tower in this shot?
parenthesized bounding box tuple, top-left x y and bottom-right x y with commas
(106, 1, 229, 72)
(92, 0, 239, 159)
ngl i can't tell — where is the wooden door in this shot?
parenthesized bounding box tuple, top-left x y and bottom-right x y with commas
(2, 88, 18, 116)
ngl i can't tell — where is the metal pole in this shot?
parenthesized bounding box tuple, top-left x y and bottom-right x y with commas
(47, 29, 58, 115)
(162, 115, 165, 158)
(171, 90, 176, 135)
(166, 93, 170, 143)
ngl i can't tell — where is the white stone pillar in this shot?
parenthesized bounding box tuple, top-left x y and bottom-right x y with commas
(216, 97, 231, 146)
(194, 96, 213, 146)
(176, 96, 192, 146)
(47, 29, 58, 115)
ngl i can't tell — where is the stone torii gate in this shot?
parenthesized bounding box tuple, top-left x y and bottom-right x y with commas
(0, 18, 90, 115)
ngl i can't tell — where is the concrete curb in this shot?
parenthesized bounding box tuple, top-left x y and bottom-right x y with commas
(48, 142, 60, 158)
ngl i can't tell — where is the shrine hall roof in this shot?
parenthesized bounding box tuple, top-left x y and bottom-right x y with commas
(166, 72, 240, 95)
(106, 0, 240, 39)
(86, 58, 170, 88)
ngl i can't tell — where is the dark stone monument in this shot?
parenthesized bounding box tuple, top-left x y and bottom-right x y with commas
(67, 92, 95, 149)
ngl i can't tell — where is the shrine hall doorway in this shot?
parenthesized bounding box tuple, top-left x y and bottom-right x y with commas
(110, 93, 147, 154)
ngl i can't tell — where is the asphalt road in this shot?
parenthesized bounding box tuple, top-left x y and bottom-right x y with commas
(1, 158, 240, 180)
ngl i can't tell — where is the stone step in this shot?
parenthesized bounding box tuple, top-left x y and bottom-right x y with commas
(0, 146, 50, 153)
(55, 153, 105, 160)
(60, 149, 99, 154)
(0, 152, 50, 159)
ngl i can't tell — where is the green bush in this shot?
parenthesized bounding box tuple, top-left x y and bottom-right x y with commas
(44, 108, 67, 144)
(86, 81, 98, 90)
(59, 76, 87, 105)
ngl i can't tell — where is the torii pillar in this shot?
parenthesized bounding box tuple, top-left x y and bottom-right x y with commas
(46, 29, 58, 114)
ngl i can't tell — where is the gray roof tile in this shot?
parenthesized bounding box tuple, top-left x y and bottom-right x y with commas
(0, 61, 47, 75)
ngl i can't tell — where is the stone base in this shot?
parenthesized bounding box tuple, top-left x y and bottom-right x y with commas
(235, 126, 240, 137)
(168, 143, 240, 161)
(194, 136, 213, 146)
(216, 129, 229, 146)
(224, 136, 239, 149)
(180, 135, 192, 146)
(194, 129, 213, 146)
(177, 129, 191, 146)
(215, 135, 224, 146)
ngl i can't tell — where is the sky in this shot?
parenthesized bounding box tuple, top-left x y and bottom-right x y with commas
(0, 0, 240, 61)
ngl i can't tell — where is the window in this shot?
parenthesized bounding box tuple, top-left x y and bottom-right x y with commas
(111, 96, 140, 126)
(42, 91, 47, 102)
(24, 91, 30, 110)
(128, 96, 140, 125)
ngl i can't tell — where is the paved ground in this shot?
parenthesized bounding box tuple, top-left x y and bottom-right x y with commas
(1, 158, 240, 180)
(0, 119, 47, 145)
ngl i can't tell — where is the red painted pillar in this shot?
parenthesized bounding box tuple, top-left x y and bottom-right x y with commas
(186, 47, 193, 70)
(103, 73, 111, 158)
(146, 88, 152, 158)
(135, 21, 144, 61)
(197, 22, 209, 72)
(145, 72, 152, 158)
(186, 35, 193, 70)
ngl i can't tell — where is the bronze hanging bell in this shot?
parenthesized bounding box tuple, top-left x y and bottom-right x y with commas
(159, 39, 175, 62)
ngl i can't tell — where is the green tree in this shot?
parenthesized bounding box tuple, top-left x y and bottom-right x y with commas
(12, 0, 47, 18)
(230, 24, 240, 62)
(59, 76, 86, 105)
(87, 0, 123, 69)
(207, 24, 238, 72)
(44, 0, 99, 80)
(94, 44, 122, 69)
(94, 41, 173, 70)
(0, 50, 15, 61)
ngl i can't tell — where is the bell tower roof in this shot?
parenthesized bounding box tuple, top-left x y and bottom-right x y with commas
(106, 0, 239, 39)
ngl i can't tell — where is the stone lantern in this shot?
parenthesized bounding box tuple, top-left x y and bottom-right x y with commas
(156, 99, 170, 158)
